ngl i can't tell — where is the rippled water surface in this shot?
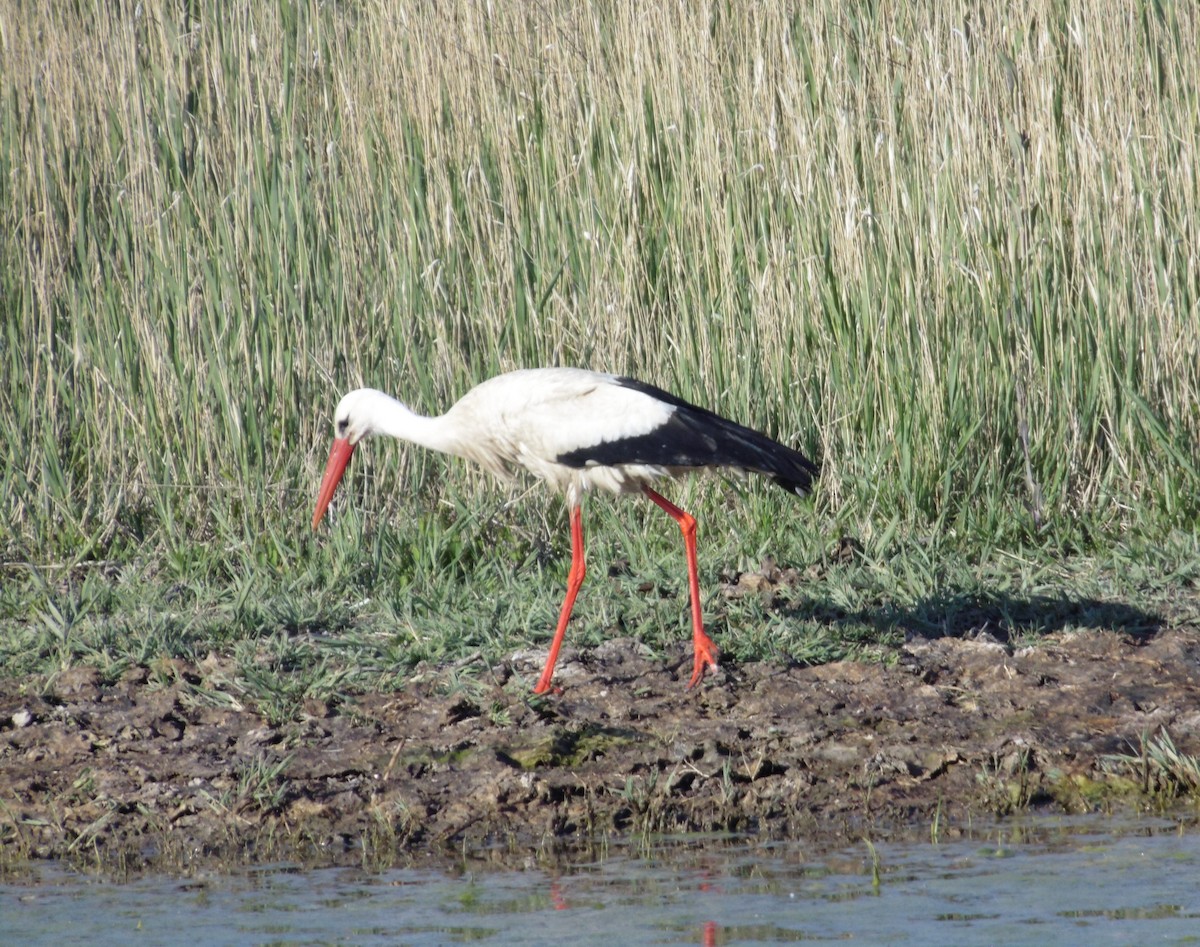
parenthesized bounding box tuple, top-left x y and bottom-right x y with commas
(4, 818, 1199, 945)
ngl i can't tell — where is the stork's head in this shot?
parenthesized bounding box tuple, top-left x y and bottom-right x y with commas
(311, 389, 384, 529)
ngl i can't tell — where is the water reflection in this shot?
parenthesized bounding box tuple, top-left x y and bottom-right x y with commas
(3, 816, 1199, 945)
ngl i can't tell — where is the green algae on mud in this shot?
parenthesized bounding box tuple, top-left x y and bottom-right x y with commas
(3, 621, 1200, 875)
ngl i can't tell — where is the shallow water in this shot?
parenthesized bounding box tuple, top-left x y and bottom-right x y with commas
(4, 818, 1199, 945)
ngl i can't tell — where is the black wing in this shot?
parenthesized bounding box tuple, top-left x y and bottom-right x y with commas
(554, 376, 820, 496)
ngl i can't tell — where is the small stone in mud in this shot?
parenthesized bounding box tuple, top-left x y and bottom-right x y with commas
(11, 708, 34, 728)
(239, 726, 277, 748)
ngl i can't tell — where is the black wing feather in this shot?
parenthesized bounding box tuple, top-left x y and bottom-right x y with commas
(554, 377, 820, 496)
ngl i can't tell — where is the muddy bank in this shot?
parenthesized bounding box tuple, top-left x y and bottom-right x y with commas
(3, 625, 1200, 872)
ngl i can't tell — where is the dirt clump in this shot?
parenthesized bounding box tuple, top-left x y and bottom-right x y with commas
(3, 626, 1200, 872)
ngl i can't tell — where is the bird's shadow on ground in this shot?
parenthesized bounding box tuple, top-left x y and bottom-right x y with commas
(784, 589, 1166, 648)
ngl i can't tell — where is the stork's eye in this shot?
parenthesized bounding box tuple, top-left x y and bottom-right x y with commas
(337, 419, 349, 436)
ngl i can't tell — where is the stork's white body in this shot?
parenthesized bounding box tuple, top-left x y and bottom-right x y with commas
(313, 367, 819, 693)
(342, 369, 689, 503)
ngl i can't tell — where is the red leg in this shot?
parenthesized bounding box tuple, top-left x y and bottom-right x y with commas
(534, 504, 586, 694)
(643, 487, 719, 688)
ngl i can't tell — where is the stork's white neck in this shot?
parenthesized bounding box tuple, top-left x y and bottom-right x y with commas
(344, 388, 463, 456)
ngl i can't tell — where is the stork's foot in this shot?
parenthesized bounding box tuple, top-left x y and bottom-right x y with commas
(687, 632, 720, 689)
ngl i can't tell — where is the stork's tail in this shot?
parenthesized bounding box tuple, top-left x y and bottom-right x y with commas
(663, 396, 820, 496)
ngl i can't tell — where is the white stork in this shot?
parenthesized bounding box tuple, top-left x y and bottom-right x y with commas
(311, 368, 819, 694)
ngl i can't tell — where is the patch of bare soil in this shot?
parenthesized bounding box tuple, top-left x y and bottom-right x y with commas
(4, 612, 1200, 874)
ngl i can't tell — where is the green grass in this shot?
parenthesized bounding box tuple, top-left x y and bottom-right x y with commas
(1, 1, 1198, 701)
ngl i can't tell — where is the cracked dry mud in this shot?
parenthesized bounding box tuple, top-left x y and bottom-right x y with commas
(4, 605, 1200, 871)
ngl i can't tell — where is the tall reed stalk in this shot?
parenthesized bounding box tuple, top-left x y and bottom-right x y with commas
(2, 0, 1196, 576)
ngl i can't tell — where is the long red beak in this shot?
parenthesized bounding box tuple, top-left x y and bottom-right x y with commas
(312, 437, 355, 529)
